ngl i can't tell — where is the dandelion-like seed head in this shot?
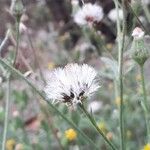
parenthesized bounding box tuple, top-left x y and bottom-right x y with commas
(108, 8, 123, 22)
(142, 0, 150, 5)
(44, 63, 100, 107)
(74, 3, 104, 26)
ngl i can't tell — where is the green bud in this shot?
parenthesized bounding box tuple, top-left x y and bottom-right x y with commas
(11, 0, 24, 21)
(131, 39, 149, 66)
(131, 27, 149, 66)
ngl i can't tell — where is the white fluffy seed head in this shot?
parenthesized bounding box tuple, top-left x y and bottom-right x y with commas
(44, 63, 100, 106)
(142, 0, 150, 4)
(74, 3, 104, 26)
(108, 8, 123, 22)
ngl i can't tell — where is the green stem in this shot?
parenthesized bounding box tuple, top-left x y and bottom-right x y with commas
(13, 18, 20, 66)
(0, 58, 99, 150)
(1, 9, 20, 150)
(2, 75, 10, 150)
(79, 104, 117, 150)
(140, 65, 150, 142)
(0, 29, 11, 55)
(119, 49, 124, 150)
(113, 0, 126, 149)
(114, 80, 119, 102)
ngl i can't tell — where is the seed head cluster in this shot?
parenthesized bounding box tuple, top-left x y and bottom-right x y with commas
(44, 64, 99, 106)
(74, 3, 104, 26)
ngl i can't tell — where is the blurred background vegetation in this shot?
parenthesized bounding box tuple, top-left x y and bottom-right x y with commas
(0, 0, 150, 150)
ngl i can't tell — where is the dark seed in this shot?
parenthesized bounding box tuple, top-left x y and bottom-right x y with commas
(79, 91, 85, 97)
(62, 93, 71, 102)
(70, 92, 75, 98)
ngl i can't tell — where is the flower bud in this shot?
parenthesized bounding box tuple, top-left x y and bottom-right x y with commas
(11, 0, 24, 21)
(131, 27, 149, 66)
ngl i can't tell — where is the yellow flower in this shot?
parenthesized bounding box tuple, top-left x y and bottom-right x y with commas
(6, 139, 16, 150)
(136, 74, 142, 81)
(65, 128, 77, 141)
(136, 86, 142, 94)
(143, 144, 150, 150)
(59, 33, 70, 42)
(98, 122, 107, 133)
(108, 83, 113, 90)
(47, 62, 55, 70)
(115, 97, 121, 107)
(106, 43, 113, 50)
(126, 130, 132, 139)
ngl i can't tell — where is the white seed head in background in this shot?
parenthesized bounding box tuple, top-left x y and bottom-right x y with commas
(0, 76, 2, 84)
(74, 3, 104, 26)
(132, 27, 145, 40)
(88, 101, 102, 113)
(44, 64, 100, 107)
(71, 0, 79, 6)
(142, 0, 150, 4)
(108, 8, 123, 22)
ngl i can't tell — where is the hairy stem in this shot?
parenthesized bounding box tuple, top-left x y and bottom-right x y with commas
(1, 3, 21, 149)
(2, 75, 10, 150)
(13, 19, 20, 66)
(0, 29, 11, 56)
(79, 104, 118, 150)
(113, 0, 126, 149)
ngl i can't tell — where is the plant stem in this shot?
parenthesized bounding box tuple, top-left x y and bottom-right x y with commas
(118, 46, 124, 150)
(13, 18, 20, 66)
(79, 104, 117, 150)
(140, 65, 150, 142)
(0, 29, 11, 56)
(114, 80, 119, 102)
(81, 0, 85, 5)
(0, 58, 99, 150)
(113, 0, 126, 149)
(1, 1, 22, 149)
(2, 75, 10, 150)
(1, 5, 21, 150)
